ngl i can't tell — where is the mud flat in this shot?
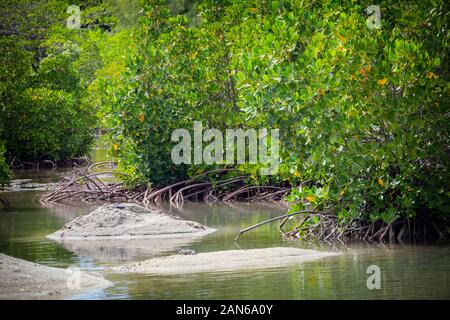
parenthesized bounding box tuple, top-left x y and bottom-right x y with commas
(114, 247, 339, 275)
(47, 203, 216, 240)
(0, 253, 111, 299)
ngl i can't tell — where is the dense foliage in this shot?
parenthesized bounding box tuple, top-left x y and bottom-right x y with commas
(0, 0, 141, 173)
(105, 0, 241, 184)
(0, 0, 448, 233)
(107, 0, 448, 226)
(0, 37, 95, 163)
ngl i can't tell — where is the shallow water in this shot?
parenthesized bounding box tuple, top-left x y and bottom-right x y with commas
(1, 157, 449, 299)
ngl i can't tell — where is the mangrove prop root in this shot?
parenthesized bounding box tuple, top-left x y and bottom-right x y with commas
(234, 210, 322, 240)
(40, 165, 290, 206)
(236, 209, 446, 243)
(223, 186, 283, 202)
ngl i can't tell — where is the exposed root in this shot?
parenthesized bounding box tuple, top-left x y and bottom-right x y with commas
(235, 210, 322, 240)
(235, 210, 447, 243)
(40, 165, 291, 207)
(41, 164, 132, 204)
(223, 186, 286, 202)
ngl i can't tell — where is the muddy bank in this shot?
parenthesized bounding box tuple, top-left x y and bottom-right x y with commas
(47, 203, 216, 240)
(0, 253, 111, 299)
(115, 247, 338, 275)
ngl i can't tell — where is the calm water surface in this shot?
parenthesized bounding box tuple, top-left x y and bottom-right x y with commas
(1, 147, 449, 299)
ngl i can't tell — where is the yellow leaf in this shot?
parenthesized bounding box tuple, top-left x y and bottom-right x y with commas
(293, 170, 300, 177)
(139, 113, 145, 123)
(112, 143, 119, 151)
(340, 190, 345, 196)
(305, 195, 316, 202)
(426, 72, 437, 79)
(338, 34, 346, 42)
(359, 65, 372, 77)
(378, 178, 384, 187)
(377, 78, 388, 86)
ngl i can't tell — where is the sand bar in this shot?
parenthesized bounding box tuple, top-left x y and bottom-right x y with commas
(0, 253, 111, 299)
(114, 247, 338, 275)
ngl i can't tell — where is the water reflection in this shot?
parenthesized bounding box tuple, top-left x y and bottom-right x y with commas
(55, 237, 205, 265)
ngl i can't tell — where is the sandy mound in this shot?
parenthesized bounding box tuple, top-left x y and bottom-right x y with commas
(0, 253, 111, 299)
(114, 247, 338, 275)
(47, 203, 216, 240)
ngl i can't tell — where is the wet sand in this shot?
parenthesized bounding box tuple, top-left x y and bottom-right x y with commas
(115, 247, 338, 275)
(0, 253, 111, 299)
